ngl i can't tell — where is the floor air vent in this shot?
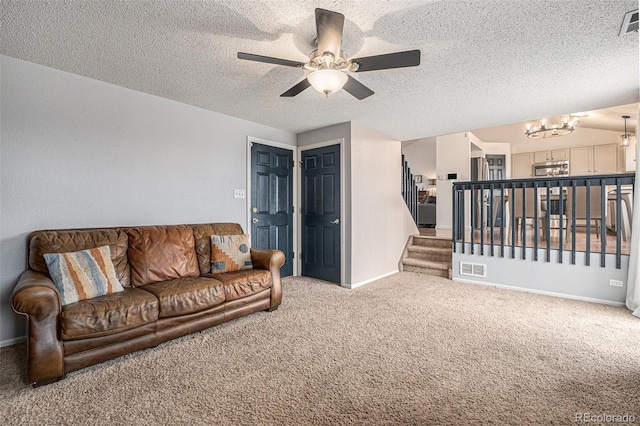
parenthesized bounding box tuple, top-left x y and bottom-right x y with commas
(459, 262, 486, 278)
(620, 9, 639, 36)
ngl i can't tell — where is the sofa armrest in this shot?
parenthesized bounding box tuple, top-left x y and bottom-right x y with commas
(250, 248, 285, 310)
(11, 270, 65, 386)
(250, 248, 285, 271)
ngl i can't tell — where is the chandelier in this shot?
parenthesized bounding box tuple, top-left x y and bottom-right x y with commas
(525, 116, 578, 139)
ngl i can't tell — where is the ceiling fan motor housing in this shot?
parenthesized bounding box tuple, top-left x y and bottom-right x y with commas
(304, 50, 357, 72)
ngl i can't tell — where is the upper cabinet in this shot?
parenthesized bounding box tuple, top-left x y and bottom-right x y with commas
(514, 144, 620, 177)
(570, 146, 593, 175)
(569, 144, 617, 175)
(533, 149, 569, 163)
(512, 152, 533, 178)
(593, 144, 617, 174)
(621, 137, 637, 172)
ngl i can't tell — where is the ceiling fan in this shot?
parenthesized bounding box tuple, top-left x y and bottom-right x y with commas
(237, 8, 421, 100)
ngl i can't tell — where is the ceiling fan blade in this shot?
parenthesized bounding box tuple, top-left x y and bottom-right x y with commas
(351, 50, 421, 72)
(315, 8, 345, 59)
(280, 79, 311, 97)
(342, 76, 374, 100)
(237, 52, 304, 68)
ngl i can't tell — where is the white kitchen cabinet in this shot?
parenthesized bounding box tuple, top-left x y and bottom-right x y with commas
(551, 149, 569, 161)
(570, 144, 617, 175)
(534, 149, 569, 163)
(533, 151, 549, 163)
(512, 152, 533, 178)
(621, 137, 637, 172)
(593, 144, 617, 174)
(570, 146, 593, 175)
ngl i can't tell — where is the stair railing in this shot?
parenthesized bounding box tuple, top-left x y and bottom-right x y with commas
(402, 154, 419, 224)
(452, 173, 635, 269)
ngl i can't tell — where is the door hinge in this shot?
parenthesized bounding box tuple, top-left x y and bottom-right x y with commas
(292, 252, 295, 259)
(292, 206, 295, 213)
(292, 159, 295, 167)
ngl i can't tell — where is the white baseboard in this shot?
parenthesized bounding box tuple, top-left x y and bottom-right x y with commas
(343, 270, 399, 289)
(0, 336, 26, 348)
(453, 277, 625, 307)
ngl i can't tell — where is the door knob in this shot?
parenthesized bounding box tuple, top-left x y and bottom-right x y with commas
(330, 219, 340, 224)
(252, 218, 259, 224)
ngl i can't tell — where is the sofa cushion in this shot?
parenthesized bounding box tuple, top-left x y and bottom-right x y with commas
(192, 223, 244, 275)
(211, 234, 252, 273)
(29, 229, 131, 287)
(60, 287, 159, 340)
(44, 246, 124, 305)
(140, 276, 225, 318)
(212, 269, 272, 302)
(127, 225, 199, 287)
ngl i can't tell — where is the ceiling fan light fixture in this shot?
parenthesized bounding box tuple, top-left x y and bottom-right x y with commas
(238, 8, 420, 100)
(308, 69, 348, 96)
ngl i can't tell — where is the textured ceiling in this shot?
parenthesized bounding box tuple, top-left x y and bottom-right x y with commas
(1, 0, 638, 141)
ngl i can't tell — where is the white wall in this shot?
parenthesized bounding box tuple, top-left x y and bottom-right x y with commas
(350, 122, 418, 287)
(0, 55, 296, 345)
(401, 137, 437, 190)
(453, 248, 629, 305)
(435, 132, 472, 229)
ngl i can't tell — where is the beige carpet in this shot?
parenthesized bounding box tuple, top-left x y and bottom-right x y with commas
(1, 272, 640, 425)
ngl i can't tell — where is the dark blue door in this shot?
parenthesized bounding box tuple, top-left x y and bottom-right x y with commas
(251, 143, 294, 277)
(301, 144, 341, 283)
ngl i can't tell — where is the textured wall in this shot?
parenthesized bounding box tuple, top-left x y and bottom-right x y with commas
(0, 55, 295, 345)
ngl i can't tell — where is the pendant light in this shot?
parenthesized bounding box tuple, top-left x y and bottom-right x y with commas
(621, 115, 631, 147)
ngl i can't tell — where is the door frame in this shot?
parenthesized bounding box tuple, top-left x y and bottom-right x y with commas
(246, 136, 298, 276)
(298, 138, 346, 285)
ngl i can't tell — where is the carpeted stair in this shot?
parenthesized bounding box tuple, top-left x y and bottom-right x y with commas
(401, 235, 452, 278)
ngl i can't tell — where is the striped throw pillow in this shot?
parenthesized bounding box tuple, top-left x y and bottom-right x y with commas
(44, 245, 124, 305)
(210, 234, 252, 274)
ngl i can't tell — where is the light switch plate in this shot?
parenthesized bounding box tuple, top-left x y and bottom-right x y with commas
(234, 189, 245, 199)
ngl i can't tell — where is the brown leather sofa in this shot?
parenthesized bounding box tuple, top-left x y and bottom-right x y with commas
(11, 223, 285, 386)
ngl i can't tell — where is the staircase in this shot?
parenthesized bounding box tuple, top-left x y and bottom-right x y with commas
(400, 235, 452, 278)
